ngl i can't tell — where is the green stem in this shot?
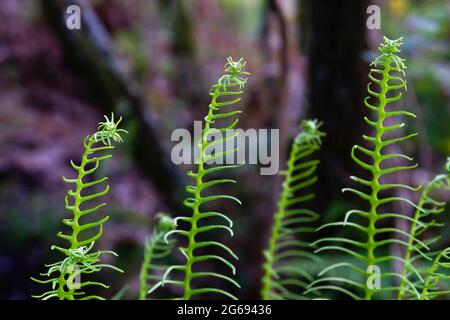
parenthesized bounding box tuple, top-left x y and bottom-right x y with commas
(182, 88, 217, 299)
(69, 138, 95, 249)
(364, 61, 391, 300)
(261, 144, 297, 299)
(397, 192, 426, 299)
(398, 175, 443, 299)
(261, 209, 283, 299)
(139, 232, 162, 300)
(419, 250, 443, 300)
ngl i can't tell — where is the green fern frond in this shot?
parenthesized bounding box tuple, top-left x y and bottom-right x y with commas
(32, 113, 126, 300)
(398, 157, 450, 299)
(261, 119, 325, 300)
(420, 247, 450, 300)
(159, 57, 249, 300)
(139, 213, 176, 300)
(307, 37, 421, 300)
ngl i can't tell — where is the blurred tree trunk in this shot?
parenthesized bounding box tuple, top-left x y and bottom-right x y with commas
(300, 0, 368, 213)
(40, 0, 186, 213)
(260, 0, 289, 203)
(157, 0, 204, 109)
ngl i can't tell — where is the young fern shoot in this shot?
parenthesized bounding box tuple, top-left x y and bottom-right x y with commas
(32, 113, 127, 300)
(160, 57, 249, 300)
(261, 119, 325, 300)
(139, 213, 176, 300)
(306, 37, 422, 300)
(420, 247, 450, 300)
(398, 157, 450, 299)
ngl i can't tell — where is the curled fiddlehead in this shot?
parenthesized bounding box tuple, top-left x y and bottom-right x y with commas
(261, 119, 325, 300)
(159, 57, 249, 300)
(32, 113, 127, 300)
(139, 213, 176, 300)
(306, 37, 423, 300)
(398, 157, 450, 299)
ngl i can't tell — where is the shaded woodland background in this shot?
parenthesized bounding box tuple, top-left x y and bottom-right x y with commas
(0, 0, 449, 299)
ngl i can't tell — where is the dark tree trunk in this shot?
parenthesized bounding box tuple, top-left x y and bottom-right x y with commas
(40, 0, 186, 213)
(301, 0, 369, 213)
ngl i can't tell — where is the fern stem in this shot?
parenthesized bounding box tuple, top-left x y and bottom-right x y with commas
(261, 143, 296, 299)
(397, 187, 428, 299)
(182, 87, 217, 300)
(70, 138, 95, 249)
(261, 120, 323, 300)
(182, 213, 197, 299)
(364, 59, 391, 300)
(261, 201, 284, 299)
(419, 247, 444, 300)
(139, 232, 163, 300)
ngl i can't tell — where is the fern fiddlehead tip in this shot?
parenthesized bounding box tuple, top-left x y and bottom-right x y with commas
(379, 36, 404, 54)
(155, 213, 176, 233)
(224, 57, 249, 75)
(297, 119, 326, 145)
(218, 57, 250, 90)
(94, 112, 128, 145)
(373, 36, 407, 76)
(139, 213, 177, 300)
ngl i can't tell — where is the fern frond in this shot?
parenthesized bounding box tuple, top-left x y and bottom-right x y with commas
(420, 247, 450, 300)
(398, 157, 450, 299)
(32, 113, 126, 300)
(159, 58, 249, 300)
(261, 119, 325, 300)
(31, 242, 121, 300)
(309, 37, 421, 300)
(139, 213, 176, 300)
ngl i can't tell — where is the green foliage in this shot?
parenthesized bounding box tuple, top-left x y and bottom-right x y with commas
(420, 247, 450, 300)
(27, 37, 450, 302)
(139, 213, 176, 300)
(159, 57, 249, 300)
(261, 119, 325, 300)
(399, 157, 450, 299)
(306, 37, 423, 300)
(31, 114, 127, 300)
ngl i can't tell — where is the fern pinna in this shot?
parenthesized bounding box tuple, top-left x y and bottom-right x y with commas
(139, 213, 176, 300)
(32, 114, 127, 300)
(398, 157, 450, 299)
(261, 119, 325, 300)
(159, 57, 249, 300)
(306, 37, 423, 300)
